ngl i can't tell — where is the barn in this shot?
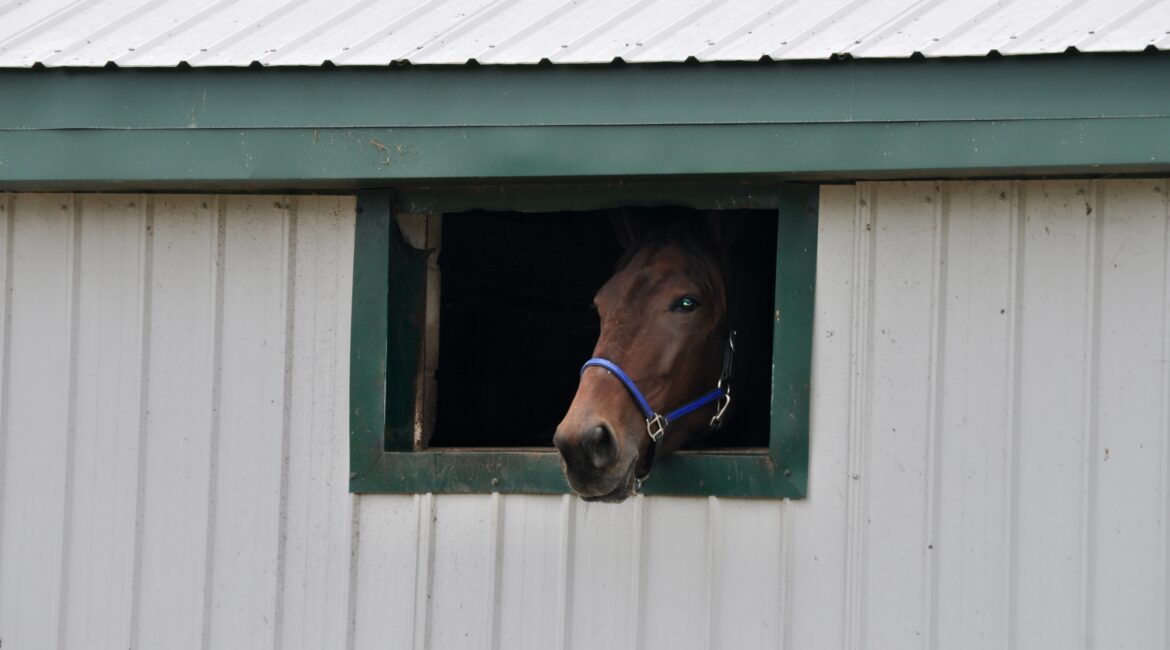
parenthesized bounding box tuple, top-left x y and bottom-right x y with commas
(2, 1, 1170, 648)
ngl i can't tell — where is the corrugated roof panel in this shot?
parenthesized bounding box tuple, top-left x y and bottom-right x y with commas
(334, 0, 500, 65)
(0, 0, 102, 66)
(91, 0, 244, 66)
(262, 0, 437, 66)
(1080, 0, 1170, 51)
(187, 0, 386, 67)
(693, 0, 849, 61)
(0, 0, 1168, 66)
(471, 0, 602, 64)
(69, 0, 267, 67)
(845, 0, 989, 58)
(998, 0, 1112, 54)
(606, 0, 767, 62)
(919, 0, 1147, 57)
(926, 0, 1068, 55)
(164, 0, 328, 67)
(771, 0, 926, 60)
(644, 0, 797, 63)
(394, 0, 550, 65)
(563, 0, 735, 63)
(681, 0, 799, 61)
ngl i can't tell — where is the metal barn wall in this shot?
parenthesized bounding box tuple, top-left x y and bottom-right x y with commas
(0, 181, 1168, 650)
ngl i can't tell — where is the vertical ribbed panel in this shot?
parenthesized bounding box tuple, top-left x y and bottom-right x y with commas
(61, 196, 148, 650)
(1014, 181, 1097, 650)
(933, 181, 1016, 650)
(0, 193, 356, 650)
(0, 195, 76, 650)
(0, 195, 11, 646)
(278, 196, 355, 650)
(2, 183, 1170, 650)
(707, 498, 786, 648)
(349, 494, 421, 650)
(863, 182, 942, 649)
(134, 196, 218, 650)
(1091, 180, 1168, 649)
(639, 498, 708, 649)
(495, 495, 563, 649)
(565, 492, 639, 648)
(787, 184, 853, 650)
(135, 196, 221, 650)
(205, 196, 290, 649)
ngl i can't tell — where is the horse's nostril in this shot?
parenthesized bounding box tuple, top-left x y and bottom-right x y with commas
(581, 424, 617, 469)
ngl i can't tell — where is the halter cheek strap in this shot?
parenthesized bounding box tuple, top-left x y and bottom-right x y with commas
(579, 331, 735, 491)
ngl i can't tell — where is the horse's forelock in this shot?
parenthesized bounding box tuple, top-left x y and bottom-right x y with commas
(613, 220, 728, 319)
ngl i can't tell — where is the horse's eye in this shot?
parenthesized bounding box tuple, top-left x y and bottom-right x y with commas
(672, 295, 700, 313)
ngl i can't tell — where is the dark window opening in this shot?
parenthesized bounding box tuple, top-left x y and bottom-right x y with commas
(430, 208, 778, 450)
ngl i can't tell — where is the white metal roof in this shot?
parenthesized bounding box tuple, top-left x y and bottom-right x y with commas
(1, 0, 1168, 67)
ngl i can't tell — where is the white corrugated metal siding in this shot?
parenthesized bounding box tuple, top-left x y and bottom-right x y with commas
(1, 181, 1168, 649)
(1, 0, 1168, 67)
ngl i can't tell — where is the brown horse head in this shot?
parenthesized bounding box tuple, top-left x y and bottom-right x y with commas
(554, 215, 737, 502)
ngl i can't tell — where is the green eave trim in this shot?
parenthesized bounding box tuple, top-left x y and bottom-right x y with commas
(3, 53, 1170, 187)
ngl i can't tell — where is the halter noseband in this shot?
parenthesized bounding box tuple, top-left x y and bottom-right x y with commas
(579, 331, 735, 492)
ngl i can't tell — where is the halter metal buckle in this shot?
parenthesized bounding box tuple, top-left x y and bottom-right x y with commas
(646, 414, 666, 442)
(709, 391, 732, 429)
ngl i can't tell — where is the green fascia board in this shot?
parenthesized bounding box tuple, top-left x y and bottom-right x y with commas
(2, 118, 1169, 187)
(350, 184, 816, 499)
(3, 54, 1170, 129)
(2, 54, 1170, 186)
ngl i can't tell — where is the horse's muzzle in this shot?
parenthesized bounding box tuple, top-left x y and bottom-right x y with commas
(580, 470, 637, 503)
(554, 423, 633, 499)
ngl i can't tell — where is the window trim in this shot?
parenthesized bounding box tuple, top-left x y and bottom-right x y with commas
(349, 183, 816, 498)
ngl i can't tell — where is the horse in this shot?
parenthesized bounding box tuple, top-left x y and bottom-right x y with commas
(554, 212, 759, 502)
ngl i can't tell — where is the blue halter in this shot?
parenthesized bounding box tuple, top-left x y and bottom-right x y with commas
(579, 331, 735, 487)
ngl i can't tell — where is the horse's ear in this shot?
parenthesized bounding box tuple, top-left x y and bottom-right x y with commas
(705, 210, 746, 252)
(609, 208, 649, 250)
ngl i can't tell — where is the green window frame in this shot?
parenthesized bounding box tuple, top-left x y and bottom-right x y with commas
(349, 182, 817, 498)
